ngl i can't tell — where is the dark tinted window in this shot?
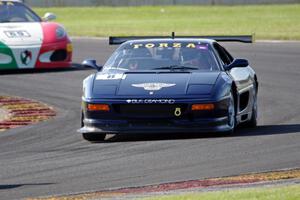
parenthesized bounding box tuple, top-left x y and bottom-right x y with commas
(0, 2, 41, 23)
(213, 43, 234, 65)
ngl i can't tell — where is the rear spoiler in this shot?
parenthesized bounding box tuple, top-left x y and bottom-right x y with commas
(109, 33, 254, 45)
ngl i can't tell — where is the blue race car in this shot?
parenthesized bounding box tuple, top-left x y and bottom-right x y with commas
(79, 35, 258, 142)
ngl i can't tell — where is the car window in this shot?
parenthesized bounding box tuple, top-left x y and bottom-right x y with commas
(104, 41, 220, 71)
(0, 2, 41, 23)
(221, 46, 234, 63)
(213, 42, 233, 65)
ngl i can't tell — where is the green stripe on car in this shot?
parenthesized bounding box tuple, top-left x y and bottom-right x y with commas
(0, 41, 18, 70)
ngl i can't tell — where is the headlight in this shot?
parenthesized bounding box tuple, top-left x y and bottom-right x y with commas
(56, 26, 66, 39)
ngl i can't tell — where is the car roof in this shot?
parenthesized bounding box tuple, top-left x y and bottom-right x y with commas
(123, 38, 216, 45)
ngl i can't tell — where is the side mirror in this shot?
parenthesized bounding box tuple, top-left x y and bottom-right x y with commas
(42, 13, 57, 22)
(225, 59, 249, 71)
(82, 59, 102, 71)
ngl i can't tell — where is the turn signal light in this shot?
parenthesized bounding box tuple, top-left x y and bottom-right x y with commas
(67, 43, 73, 52)
(192, 103, 215, 111)
(87, 104, 110, 111)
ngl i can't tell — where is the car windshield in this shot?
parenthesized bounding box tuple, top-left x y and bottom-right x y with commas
(0, 1, 41, 23)
(104, 41, 220, 71)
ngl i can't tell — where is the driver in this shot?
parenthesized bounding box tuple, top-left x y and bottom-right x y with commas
(0, 2, 27, 23)
(181, 48, 210, 70)
(128, 60, 138, 70)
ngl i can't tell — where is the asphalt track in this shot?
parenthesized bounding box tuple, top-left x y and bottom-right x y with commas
(0, 39, 299, 199)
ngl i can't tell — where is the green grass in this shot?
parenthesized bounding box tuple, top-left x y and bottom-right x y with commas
(34, 5, 300, 40)
(141, 184, 300, 200)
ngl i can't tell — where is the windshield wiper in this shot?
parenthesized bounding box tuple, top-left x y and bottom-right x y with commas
(153, 65, 199, 71)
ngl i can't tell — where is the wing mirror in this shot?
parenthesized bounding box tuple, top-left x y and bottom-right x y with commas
(42, 13, 57, 22)
(225, 59, 249, 71)
(82, 59, 103, 71)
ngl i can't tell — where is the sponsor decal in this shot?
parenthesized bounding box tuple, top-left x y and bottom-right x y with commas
(7, 2, 14, 6)
(4, 30, 31, 38)
(0, 2, 14, 6)
(126, 99, 176, 104)
(133, 42, 198, 49)
(96, 74, 126, 80)
(132, 82, 176, 91)
(196, 44, 209, 50)
(20, 50, 32, 66)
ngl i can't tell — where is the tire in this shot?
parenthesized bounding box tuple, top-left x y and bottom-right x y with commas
(244, 87, 258, 128)
(82, 133, 106, 142)
(224, 91, 236, 134)
(81, 112, 106, 142)
(81, 112, 84, 128)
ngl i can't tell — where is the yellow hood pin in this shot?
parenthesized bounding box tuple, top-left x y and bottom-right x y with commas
(174, 108, 182, 117)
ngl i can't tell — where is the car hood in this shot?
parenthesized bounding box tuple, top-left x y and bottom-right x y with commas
(92, 71, 220, 97)
(0, 22, 43, 46)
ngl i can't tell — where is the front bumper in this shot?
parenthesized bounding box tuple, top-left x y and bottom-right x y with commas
(0, 41, 72, 70)
(79, 96, 233, 134)
(35, 41, 72, 69)
(78, 116, 232, 134)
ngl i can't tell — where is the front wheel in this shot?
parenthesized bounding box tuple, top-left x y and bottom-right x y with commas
(81, 112, 84, 128)
(81, 112, 106, 142)
(225, 91, 236, 134)
(244, 88, 258, 128)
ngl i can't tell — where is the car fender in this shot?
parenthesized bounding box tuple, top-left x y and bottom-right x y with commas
(211, 72, 233, 101)
(82, 74, 96, 101)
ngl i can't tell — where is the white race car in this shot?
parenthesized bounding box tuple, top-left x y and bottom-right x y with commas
(0, 0, 72, 70)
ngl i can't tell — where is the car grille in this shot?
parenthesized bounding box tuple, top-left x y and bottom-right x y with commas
(113, 104, 188, 118)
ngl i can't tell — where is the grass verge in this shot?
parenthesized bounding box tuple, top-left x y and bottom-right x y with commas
(34, 4, 300, 40)
(142, 184, 300, 200)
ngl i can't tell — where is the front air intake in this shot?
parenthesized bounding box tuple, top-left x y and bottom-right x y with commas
(50, 49, 67, 62)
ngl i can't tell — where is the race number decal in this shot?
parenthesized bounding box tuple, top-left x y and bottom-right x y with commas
(4, 30, 31, 38)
